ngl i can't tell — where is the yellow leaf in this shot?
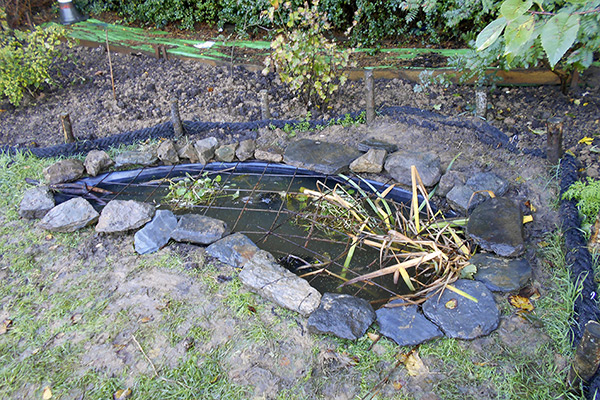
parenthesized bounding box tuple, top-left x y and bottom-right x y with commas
(445, 298, 458, 309)
(42, 386, 52, 400)
(579, 137, 594, 145)
(404, 351, 428, 377)
(508, 295, 534, 312)
(113, 388, 132, 400)
(523, 215, 533, 224)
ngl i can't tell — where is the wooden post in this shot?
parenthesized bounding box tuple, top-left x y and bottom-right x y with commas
(61, 114, 76, 143)
(569, 320, 600, 386)
(170, 99, 184, 139)
(546, 117, 564, 164)
(365, 69, 375, 125)
(475, 86, 487, 119)
(260, 90, 270, 120)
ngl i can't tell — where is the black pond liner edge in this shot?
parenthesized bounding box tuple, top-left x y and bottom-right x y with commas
(3, 105, 596, 397)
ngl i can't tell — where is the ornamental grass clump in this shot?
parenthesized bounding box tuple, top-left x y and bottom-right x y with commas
(301, 167, 475, 304)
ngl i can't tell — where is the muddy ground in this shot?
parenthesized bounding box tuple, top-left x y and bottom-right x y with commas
(0, 42, 598, 399)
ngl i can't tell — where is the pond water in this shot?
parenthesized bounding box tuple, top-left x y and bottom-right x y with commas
(65, 162, 425, 302)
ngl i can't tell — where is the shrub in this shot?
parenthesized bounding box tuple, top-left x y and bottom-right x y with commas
(263, 0, 352, 108)
(469, 0, 600, 88)
(0, 8, 68, 106)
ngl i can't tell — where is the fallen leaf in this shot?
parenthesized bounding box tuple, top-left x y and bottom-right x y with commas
(94, 70, 105, 76)
(392, 381, 403, 390)
(45, 234, 53, 241)
(247, 305, 257, 313)
(508, 295, 534, 312)
(139, 316, 153, 323)
(404, 351, 428, 377)
(0, 319, 12, 334)
(445, 298, 458, 309)
(579, 136, 594, 145)
(367, 332, 380, 341)
(518, 286, 541, 300)
(523, 215, 533, 224)
(527, 127, 546, 135)
(42, 386, 52, 399)
(460, 263, 477, 279)
(524, 200, 537, 212)
(70, 313, 82, 324)
(113, 388, 132, 400)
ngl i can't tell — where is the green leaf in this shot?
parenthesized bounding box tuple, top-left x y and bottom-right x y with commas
(500, 0, 533, 21)
(541, 13, 580, 68)
(504, 15, 536, 56)
(476, 17, 507, 51)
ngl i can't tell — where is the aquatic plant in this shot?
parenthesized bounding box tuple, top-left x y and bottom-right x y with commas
(165, 173, 224, 208)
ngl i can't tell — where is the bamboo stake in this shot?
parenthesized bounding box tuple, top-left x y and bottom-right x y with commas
(105, 28, 116, 101)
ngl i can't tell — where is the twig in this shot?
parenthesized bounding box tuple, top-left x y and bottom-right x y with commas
(105, 28, 116, 101)
(131, 334, 159, 377)
(131, 334, 194, 390)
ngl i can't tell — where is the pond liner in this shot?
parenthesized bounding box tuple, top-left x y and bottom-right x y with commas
(0, 106, 529, 159)
(60, 161, 425, 208)
(560, 154, 600, 399)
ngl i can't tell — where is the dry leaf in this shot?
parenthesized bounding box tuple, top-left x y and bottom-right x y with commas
(445, 299, 458, 309)
(518, 286, 541, 300)
(45, 234, 53, 241)
(392, 381, 403, 390)
(367, 332, 380, 341)
(113, 388, 132, 400)
(42, 386, 52, 400)
(0, 319, 12, 334)
(70, 313, 82, 324)
(523, 215, 533, 224)
(508, 295, 534, 312)
(139, 316, 153, 323)
(404, 351, 429, 377)
(579, 136, 594, 145)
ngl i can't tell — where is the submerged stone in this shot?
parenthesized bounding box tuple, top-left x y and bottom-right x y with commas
(284, 139, 361, 175)
(467, 197, 524, 257)
(307, 293, 376, 340)
(134, 210, 178, 254)
(239, 250, 321, 316)
(384, 150, 442, 187)
(206, 232, 259, 267)
(19, 186, 55, 219)
(96, 200, 155, 233)
(43, 159, 85, 185)
(470, 253, 532, 292)
(170, 214, 228, 245)
(422, 279, 499, 339)
(376, 302, 443, 346)
(38, 197, 99, 232)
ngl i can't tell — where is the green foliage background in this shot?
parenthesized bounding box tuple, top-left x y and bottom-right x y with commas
(75, 0, 499, 47)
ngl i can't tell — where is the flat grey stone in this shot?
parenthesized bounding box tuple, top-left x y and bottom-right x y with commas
(307, 293, 375, 340)
(206, 232, 259, 267)
(235, 139, 256, 161)
(134, 210, 178, 254)
(38, 197, 99, 232)
(284, 139, 361, 175)
(358, 138, 398, 153)
(422, 279, 499, 339)
(255, 147, 284, 163)
(84, 150, 113, 177)
(466, 172, 509, 197)
(437, 170, 465, 197)
(467, 197, 524, 257)
(376, 302, 443, 346)
(239, 250, 321, 316)
(114, 151, 157, 167)
(350, 148, 386, 173)
(43, 159, 85, 185)
(19, 186, 55, 219)
(215, 143, 238, 162)
(157, 139, 180, 165)
(171, 214, 228, 245)
(96, 200, 155, 233)
(194, 137, 218, 164)
(384, 150, 442, 187)
(471, 253, 532, 292)
(446, 184, 485, 215)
